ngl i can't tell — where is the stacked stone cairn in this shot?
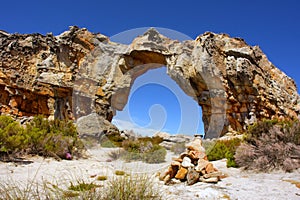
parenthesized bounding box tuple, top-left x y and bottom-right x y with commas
(159, 135, 223, 185)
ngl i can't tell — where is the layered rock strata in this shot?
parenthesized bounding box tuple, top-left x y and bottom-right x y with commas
(0, 27, 299, 138)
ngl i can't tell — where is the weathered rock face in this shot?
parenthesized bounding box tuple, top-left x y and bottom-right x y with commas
(0, 27, 299, 138)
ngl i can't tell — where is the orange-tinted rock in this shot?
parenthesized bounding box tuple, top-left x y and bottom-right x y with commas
(96, 87, 105, 96)
(188, 150, 207, 160)
(195, 158, 210, 172)
(186, 138, 205, 152)
(205, 163, 216, 174)
(9, 98, 18, 107)
(175, 167, 188, 180)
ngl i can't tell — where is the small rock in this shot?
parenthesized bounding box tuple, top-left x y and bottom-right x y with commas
(195, 158, 209, 172)
(175, 167, 188, 180)
(159, 167, 171, 181)
(205, 163, 216, 174)
(185, 138, 205, 152)
(182, 157, 194, 168)
(186, 167, 200, 185)
(188, 150, 207, 160)
(199, 176, 219, 183)
(179, 152, 189, 159)
(203, 171, 222, 179)
(163, 174, 171, 184)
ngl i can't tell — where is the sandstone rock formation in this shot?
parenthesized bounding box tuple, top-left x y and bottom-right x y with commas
(0, 26, 299, 138)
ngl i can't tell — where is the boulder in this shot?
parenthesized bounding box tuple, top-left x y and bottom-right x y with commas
(76, 113, 119, 139)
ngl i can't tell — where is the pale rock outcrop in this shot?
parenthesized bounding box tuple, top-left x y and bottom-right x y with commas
(0, 26, 299, 138)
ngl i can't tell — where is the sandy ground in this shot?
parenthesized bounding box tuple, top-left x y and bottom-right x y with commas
(0, 148, 299, 200)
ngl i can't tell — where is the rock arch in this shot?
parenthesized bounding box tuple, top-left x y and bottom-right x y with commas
(0, 27, 299, 138)
(75, 28, 299, 138)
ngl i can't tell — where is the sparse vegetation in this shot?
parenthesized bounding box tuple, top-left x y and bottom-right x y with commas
(106, 135, 166, 164)
(122, 139, 166, 163)
(206, 138, 241, 168)
(115, 170, 126, 176)
(235, 119, 300, 172)
(170, 142, 186, 155)
(96, 175, 108, 181)
(0, 173, 163, 200)
(104, 132, 126, 147)
(105, 174, 163, 200)
(0, 115, 85, 160)
(68, 181, 100, 191)
(143, 144, 167, 163)
(107, 148, 126, 160)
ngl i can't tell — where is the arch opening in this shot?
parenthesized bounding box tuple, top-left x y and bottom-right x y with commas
(112, 66, 205, 137)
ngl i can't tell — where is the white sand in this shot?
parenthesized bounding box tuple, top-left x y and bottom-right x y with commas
(0, 148, 299, 200)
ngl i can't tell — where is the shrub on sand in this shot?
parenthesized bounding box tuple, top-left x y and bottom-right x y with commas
(0, 115, 85, 160)
(235, 120, 300, 172)
(206, 138, 241, 168)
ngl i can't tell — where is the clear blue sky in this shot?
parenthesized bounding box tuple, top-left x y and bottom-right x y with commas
(1, 0, 300, 135)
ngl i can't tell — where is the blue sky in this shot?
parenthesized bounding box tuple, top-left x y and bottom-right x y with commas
(1, 0, 300, 135)
(112, 67, 203, 136)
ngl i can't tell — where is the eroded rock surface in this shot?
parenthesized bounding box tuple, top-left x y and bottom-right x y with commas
(0, 26, 299, 138)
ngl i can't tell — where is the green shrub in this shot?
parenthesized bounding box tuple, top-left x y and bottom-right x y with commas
(0, 115, 85, 160)
(137, 136, 163, 145)
(144, 145, 167, 163)
(100, 139, 117, 148)
(235, 119, 300, 172)
(120, 138, 166, 163)
(122, 140, 142, 152)
(206, 138, 241, 167)
(0, 116, 26, 154)
(106, 132, 125, 147)
(0, 115, 14, 129)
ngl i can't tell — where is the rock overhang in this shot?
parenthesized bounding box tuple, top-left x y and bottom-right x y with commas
(0, 26, 299, 138)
